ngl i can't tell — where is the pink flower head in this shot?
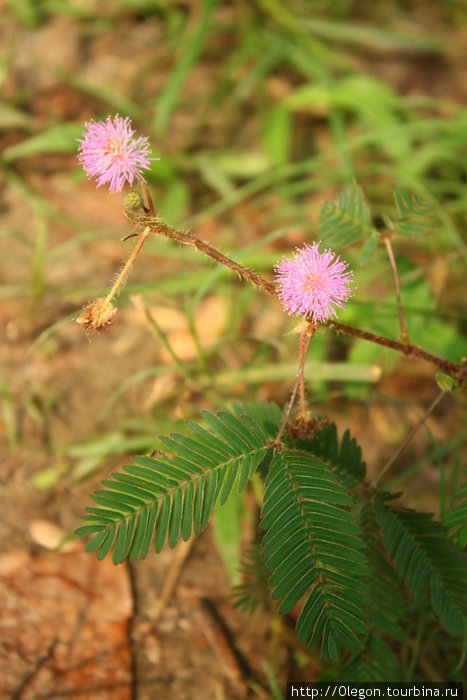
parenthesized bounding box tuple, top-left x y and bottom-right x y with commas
(77, 115, 154, 193)
(274, 242, 352, 323)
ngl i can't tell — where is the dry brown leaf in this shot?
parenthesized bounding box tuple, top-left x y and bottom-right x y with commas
(29, 519, 80, 552)
(0, 549, 133, 699)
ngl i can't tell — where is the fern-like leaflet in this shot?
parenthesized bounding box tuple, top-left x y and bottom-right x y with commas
(292, 420, 366, 488)
(443, 469, 467, 548)
(340, 503, 406, 680)
(374, 498, 467, 637)
(393, 185, 433, 237)
(339, 635, 401, 681)
(318, 183, 374, 250)
(261, 449, 370, 661)
(231, 545, 269, 614)
(76, 408, 273, 563)
(229, 400, 282, 440)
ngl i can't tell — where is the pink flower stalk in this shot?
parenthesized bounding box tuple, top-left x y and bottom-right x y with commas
(77, 115, 154, 193)
(274, 242, 352, 323)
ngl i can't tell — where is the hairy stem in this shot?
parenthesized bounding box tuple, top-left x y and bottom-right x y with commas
(137, 215, 466, 383)
(383, 235, 409, 343)
(299, 326, 309, 415)
(275, 323, 315, 443)
(99, 226, 151, 316)
(326, 321, 466, 382)
(146, 217, 277, 295)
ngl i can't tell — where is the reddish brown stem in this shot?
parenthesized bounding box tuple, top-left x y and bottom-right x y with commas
(299, 326, 309, 415)
(140, 181, 156, 218)
(274, 323, 315, 443)
(147, 218, 276, 295)
(143, 215, 465, 384)
(327, 320, 467, 382)
(100, 226, 151, 313)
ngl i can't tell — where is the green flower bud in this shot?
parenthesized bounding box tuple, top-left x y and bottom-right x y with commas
(435, 373, 455, 392)
(123, 191, 145, 221)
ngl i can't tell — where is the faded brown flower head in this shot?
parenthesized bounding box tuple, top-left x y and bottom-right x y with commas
(287, 413, 330, 441)
(76, 298, 117, 334)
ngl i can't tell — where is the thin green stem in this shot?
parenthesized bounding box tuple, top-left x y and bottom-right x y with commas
(31, 214, 49, 304)
(383, 235, 409, 343)
(184, 301, 208, 373)
(131, 294, 198, 390)
(372, 390, 448, 488)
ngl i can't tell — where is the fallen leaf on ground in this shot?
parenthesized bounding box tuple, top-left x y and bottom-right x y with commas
(0, 548, 133, 699)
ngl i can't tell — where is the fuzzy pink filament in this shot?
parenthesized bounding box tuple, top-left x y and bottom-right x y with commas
(274, 242, 352, 322)
(77, 115, 154, 193)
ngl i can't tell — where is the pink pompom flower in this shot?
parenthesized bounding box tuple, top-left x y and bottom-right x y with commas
(77, 115, 154, 193)
(274, 242, 352, 323)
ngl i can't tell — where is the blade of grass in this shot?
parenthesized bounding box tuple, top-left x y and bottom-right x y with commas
(199, 360, 381, 388)
(384, 434, 466, 490)
(2, 122, 83, 162)
(154, 0, 217, 136)
(30, 214, 49, 304)
(63, 73, 143, 119)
